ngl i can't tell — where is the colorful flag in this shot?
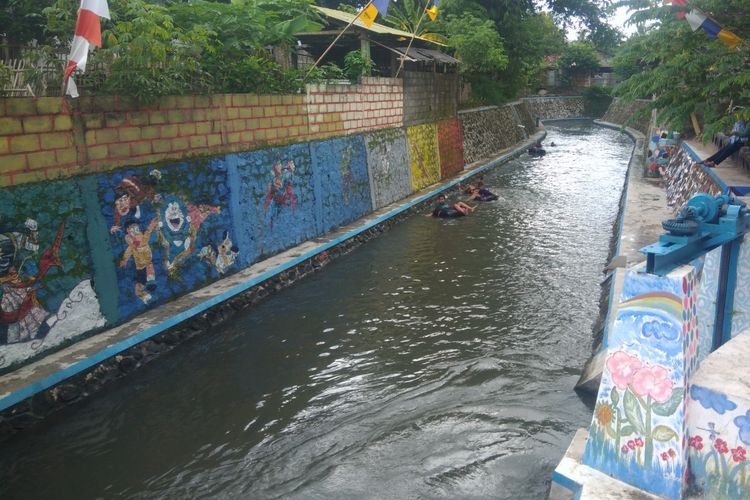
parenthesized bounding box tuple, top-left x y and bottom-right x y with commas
(426, 5, 438, 22)
(63, 0, 110, 97)
(684, 8, 743, 48)
(360, 0, 391, 28)
(685, 9, 720, 37)
(718, 29, 742, 49)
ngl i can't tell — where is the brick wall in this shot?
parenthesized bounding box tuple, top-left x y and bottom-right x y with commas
(304, 77, 403, 138)
(0, 78, 404, 188)
(402, 71, 459, 127)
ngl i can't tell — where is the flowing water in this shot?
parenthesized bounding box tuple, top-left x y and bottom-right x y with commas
(0, 121, 634, 499)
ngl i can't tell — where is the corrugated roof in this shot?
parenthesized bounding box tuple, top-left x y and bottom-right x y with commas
(312, 5, 443, 46)
(393, 47, 459, 64)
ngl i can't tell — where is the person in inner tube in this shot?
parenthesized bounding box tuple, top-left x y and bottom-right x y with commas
(431, 194, 476, 218)
(467, 182, 499, 202)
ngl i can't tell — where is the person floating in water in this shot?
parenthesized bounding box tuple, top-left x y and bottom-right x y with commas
(549, 142, 556, 147)
(431, 194, 476, 218)
(468, 182, 499, 202)
(528, 142, 546, 157)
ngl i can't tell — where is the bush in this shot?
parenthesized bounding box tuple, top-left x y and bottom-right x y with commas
(343, 51, 372, 83)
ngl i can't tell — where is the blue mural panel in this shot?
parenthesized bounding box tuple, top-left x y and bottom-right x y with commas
(98, 160, 237, 321)
(0, 179, 106, 368)
(231, 143, 318, 265)
(310, 135, 372, 234)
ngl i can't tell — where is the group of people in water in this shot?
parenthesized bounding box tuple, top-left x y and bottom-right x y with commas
(431, 178, 500, 218)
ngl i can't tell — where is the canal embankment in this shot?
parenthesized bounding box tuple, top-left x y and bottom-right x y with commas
(0, 87, 578, 438)
(552, 104, 750, 498)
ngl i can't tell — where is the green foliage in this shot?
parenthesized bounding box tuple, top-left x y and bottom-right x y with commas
(35, 0, 322, 98)
(445, 13, 508, 74)
(612, 0, 750, 139)
(343, 51, 373, 82)
(560, 41, 600, 74)
(582, 84, 613, 117)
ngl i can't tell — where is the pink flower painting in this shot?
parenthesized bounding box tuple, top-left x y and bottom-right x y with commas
(606, 351, 643, 390)
(631, 365, 674, 403)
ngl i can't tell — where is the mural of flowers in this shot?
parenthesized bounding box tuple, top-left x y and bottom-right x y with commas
(689, 427, 750, 498)
(603, 350, 683, 466)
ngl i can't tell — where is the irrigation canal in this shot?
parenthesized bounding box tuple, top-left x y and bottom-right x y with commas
(0, 121, 634, 499)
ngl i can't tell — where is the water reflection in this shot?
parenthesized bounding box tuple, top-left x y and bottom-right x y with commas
(0, 121, 632, 499)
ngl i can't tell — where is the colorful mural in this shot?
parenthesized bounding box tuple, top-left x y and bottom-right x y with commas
(229, 143, 317, 266)
(98, 161, 236, 321)
(696, 247, 721, 364)
(406, 123, 440, 192)
(730, 240, 750, 339)
(583, 267, 701, 498)
(687, 383, 750, 498)
(0, 180, 105, 369)
(364, 129, 411, 210)
(437, 119, 464, 180)
(310, 136, 372, 234)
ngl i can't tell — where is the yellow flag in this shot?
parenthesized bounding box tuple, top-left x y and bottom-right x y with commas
(426, 5, 438, 22)
(360, 3, 379, 27)
(718, 29, 742, 49)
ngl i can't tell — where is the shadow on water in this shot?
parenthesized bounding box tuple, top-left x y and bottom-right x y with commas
(0, 122, 633, 499)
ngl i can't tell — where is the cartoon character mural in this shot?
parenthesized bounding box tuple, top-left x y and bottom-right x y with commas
(120, 218, 158, 304)
(198, 231, 239, 275)
(264, 160, 296, 227)
(100, 164, 237, 321)
(110, 173, 160, 234)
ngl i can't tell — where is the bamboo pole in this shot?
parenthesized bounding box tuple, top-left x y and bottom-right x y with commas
(395, 4, 429, 78)
(304, 2, 372, 81)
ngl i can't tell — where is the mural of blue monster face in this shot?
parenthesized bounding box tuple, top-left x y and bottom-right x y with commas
(158, 196, 193, 274)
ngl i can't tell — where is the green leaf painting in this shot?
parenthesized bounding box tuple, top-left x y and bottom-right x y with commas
(652, 388, 684, 417)
(652, 425, 678, 442)
(623, 388, 645, 435)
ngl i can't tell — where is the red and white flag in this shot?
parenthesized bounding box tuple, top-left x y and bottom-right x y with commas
(64, 0, 110, 97)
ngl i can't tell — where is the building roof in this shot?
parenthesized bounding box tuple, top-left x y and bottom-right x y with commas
(311, 5, 444, 46)
(393, 47, 460, 65)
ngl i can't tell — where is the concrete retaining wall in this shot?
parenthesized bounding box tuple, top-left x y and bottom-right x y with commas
(522, 96, 584, 120)
(402, 71, 459, 127)
(602, 98, 652, 136)
(0, 93, 584, 406)
(459, 105, 527, 164)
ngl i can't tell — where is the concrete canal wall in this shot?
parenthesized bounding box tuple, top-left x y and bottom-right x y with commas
(0, 86, 581, 431)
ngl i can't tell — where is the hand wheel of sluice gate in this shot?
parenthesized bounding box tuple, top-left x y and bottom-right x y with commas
(684, 193, 727, 224)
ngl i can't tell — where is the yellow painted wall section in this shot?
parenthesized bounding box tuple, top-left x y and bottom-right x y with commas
(406, 123, 440, 192)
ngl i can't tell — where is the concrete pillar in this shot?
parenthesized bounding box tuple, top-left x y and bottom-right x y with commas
(578, 264, 701, 498)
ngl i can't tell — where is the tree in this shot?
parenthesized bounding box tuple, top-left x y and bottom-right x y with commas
(611, 0, 750, 138)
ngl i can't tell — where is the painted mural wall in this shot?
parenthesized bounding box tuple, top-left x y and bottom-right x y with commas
(364, 128, 411, 210)
(730, 241, 750, 339)
(685, 320, 750, 500)
(0, 179, 106, 369)
(582, 265, 702, 498)
(310, 136, 373, 234)
(98, 162, 236, 322)
(437, 119, 464, 179)
(0, 97, 567, 372)
(406, 123, 440, 192)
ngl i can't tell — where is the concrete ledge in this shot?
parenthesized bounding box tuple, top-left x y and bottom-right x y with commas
(550, 429, 661, 500)
(0, 130, 545, 438)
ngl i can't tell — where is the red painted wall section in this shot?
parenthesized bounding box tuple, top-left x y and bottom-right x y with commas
(437, 118, 464, 179)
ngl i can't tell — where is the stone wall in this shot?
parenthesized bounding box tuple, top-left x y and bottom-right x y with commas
(602, 98, 652, 136)
(402, 71, 459, 127)
(459, 105, 528, 165)
(522, 96, 584, 120)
